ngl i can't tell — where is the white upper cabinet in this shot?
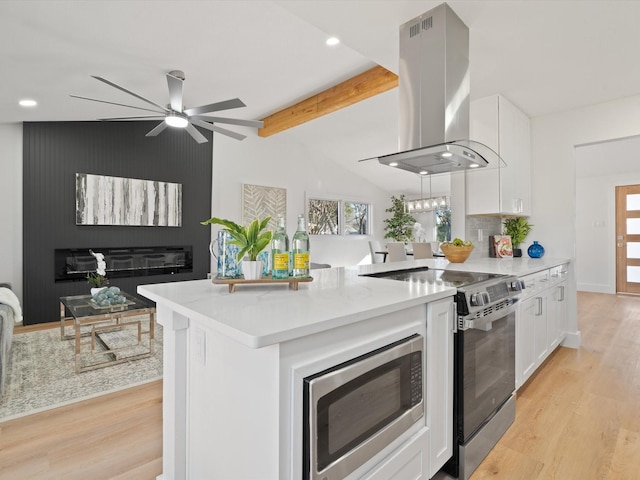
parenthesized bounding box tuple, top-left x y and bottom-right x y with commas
(466, 94, 531, 216)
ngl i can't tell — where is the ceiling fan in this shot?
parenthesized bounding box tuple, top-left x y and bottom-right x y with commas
(70, 70, 263, 143)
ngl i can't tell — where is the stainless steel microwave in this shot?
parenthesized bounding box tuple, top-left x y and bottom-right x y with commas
(303, 334, 424, 480)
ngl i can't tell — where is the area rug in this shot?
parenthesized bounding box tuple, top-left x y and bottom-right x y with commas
(0, 318, 162, 422)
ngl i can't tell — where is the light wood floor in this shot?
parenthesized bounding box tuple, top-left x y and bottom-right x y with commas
(1, 291, 638, 479)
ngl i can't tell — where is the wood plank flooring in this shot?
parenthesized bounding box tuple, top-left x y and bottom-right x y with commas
(1, 291, 638, 479)
(0, 379, 162, 480)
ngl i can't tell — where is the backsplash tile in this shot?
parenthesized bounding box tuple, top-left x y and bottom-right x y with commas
(465, 216, 502, 259)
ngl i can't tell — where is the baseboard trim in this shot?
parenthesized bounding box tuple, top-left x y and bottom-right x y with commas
(577, 283, 613, 294)
(561, 330, 581, 349)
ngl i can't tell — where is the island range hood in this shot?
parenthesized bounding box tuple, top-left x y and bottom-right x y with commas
(373, 3, 501, 175)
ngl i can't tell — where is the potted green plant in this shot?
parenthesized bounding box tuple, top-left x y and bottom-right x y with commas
(201, 216, 273, 280)
(383, 195, 416, 242)
(503, 217, 533, 257)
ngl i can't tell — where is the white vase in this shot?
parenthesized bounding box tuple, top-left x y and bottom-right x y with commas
(91, 287, 106, 297)
(242, 260, 263, 280)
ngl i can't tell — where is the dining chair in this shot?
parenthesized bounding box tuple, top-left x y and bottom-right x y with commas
(368, 240, 384, 264)
(412, 242, 433, 260)
(386, 242, 407, 262)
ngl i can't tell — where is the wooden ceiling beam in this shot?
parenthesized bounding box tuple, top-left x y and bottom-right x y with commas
(258, 65, 398, 137)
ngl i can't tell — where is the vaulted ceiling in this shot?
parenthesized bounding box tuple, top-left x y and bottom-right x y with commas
(2, 1, 640, 196)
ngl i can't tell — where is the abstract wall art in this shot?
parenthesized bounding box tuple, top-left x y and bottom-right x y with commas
(242, 183, 286, 230)
(76, 173, 182, 226)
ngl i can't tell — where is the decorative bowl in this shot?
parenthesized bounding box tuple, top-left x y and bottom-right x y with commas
(440, 244, 474, 263)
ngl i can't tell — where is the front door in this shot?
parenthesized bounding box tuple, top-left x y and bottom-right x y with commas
(615, 185, 640, 294)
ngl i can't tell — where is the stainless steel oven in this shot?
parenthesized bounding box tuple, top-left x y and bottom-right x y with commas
(445, 274, 522, 480)
(363, 266, 522, 479)
(303, 334, 424, 480)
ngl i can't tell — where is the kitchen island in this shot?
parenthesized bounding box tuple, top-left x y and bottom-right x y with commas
(138, 256, 574, 480)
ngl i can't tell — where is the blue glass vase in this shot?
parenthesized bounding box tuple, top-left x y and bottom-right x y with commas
(527, 241, 545, 258)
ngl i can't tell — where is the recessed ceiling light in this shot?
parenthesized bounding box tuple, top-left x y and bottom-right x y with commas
(469, 163, 479, 168)
(326, 37, 340, 46)
(389, 162, 398, 167)
(441, 152, 453, 158)
(419, 170, 428, 175)
(19, 99, 37, 107)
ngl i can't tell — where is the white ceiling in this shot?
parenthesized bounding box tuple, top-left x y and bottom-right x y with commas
(2, 0, 640, 196)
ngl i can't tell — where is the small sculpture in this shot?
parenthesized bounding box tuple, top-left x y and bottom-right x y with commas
(413, 222, 428, 242)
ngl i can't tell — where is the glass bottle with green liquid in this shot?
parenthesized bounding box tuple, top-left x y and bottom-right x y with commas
(271, 214, 290, 279)
(292, 214, 310, 278)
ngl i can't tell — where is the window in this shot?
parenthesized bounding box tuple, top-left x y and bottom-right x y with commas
(308, 199, 339, 235)
(435, 206, 451, 242)
(307, 196, 371, 236)
(344, 202, 369, 235)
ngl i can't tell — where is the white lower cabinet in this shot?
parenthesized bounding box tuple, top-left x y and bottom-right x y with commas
(516, 265, 569, 390)
(516, 295, 539, 389)
(361, 429, 429, 480)
(427, 297, 454, 477)
(517, 292, 548, 389)
(548, 280, 568, 350)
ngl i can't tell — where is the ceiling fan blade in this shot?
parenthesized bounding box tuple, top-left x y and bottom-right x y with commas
(91, 75, 169, 113)
(183, 98, 246, 116)
(185, 123, 209, 144)
(166, 72, 183, 112)
(70, 95, 166, 114)
(192, 119, 246, 141)
(99, 115, 165, 121)
(190, 115, 264, 128)
(146, 121, 168, 137)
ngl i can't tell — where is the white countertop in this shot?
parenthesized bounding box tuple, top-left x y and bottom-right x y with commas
(361, 256, 570, 277)
(138, 256, 570, 349)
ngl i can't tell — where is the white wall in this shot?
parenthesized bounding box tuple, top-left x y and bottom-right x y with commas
(531, 95, 640, 257)
(211, 132, 391, 269)
(575, 174, 614, 293)
(531, 93, 640, 344)
(0, 124, 23, 303)
(575, 136, 640, 293)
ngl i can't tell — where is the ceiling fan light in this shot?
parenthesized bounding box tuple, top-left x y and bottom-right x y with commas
(165, 114, 188, 128)
(19, 99, 37, 107)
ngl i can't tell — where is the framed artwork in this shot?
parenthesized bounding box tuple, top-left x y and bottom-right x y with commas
(242, 184, 286, 230)
(76, 173, 182, 227)
(492, 235, 513, 258)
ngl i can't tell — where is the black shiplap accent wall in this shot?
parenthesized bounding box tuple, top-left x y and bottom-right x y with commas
(23, 121, 213, 324)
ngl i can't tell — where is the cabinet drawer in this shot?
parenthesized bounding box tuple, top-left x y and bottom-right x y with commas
(519, 270, 550, 298)
(549, 264, 569, 285)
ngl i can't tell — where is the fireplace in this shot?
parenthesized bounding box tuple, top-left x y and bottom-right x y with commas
(55, 246, 193, 282)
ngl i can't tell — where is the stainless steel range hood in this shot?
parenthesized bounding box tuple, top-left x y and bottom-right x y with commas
(374, 3, 502, 175)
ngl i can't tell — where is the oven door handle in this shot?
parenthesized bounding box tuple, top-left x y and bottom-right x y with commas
(460, 299, 519, 331)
